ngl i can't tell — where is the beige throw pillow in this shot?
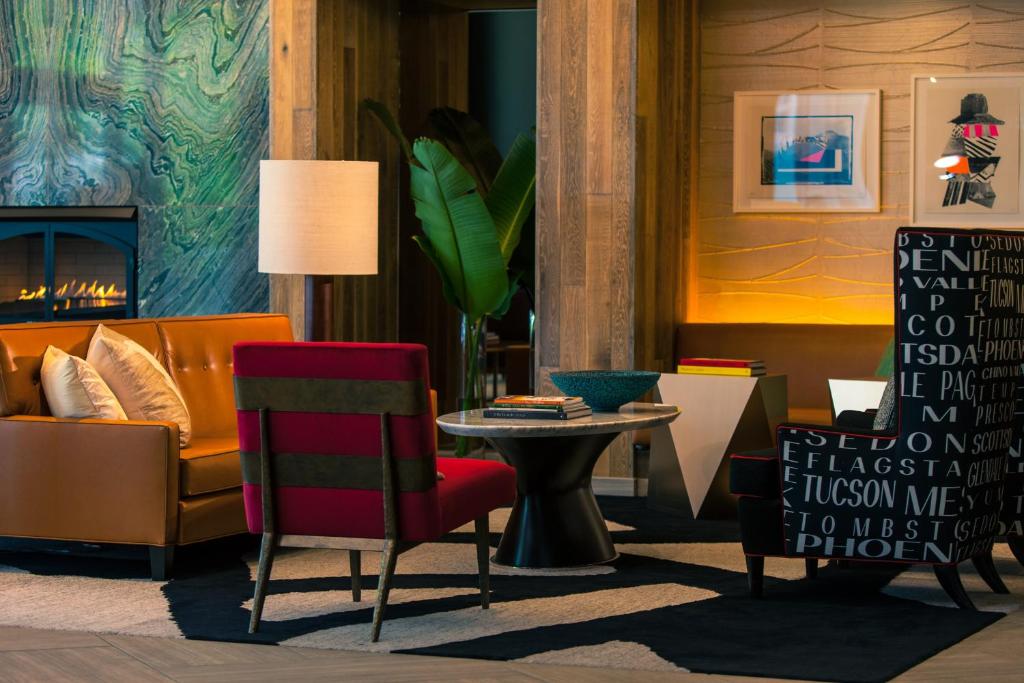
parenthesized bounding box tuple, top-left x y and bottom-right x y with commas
(40, 346, 127, 420)
(87, 324, 192, 446)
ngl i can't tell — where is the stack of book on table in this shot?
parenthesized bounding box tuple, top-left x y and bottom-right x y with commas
(483, 395, 593, 420)
(677, 358, 766, 377)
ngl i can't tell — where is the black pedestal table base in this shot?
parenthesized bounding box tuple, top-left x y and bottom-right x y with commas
(435, 403, 681, 570)
(488, 432, 619, 568)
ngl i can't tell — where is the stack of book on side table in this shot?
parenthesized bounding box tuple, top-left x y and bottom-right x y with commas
(676, 358, 766, 377)
(483, 395, 593, 420)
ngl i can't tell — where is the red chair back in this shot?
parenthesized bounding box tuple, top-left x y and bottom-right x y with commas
(233, 342, 444, 541)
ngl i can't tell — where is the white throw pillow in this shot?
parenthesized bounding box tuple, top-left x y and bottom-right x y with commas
(40, 345, 127, 420)
(86, 324, 192, 446)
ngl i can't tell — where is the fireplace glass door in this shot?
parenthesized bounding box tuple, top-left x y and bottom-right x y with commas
(0, 232, 47, 321)
(52, 232, 130, 319)
(0, 220, 137, 323)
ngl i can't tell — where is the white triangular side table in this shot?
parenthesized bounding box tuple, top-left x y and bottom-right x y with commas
(649, 373, 787, 519)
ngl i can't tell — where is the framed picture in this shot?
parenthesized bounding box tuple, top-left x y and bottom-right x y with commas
(912, 73, 1024, 228)
(733, 90, 881, 213)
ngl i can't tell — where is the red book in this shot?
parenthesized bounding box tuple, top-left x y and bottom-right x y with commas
(677, 357, 764, 368)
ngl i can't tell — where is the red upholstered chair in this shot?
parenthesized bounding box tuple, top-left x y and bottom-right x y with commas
(233, 341, 516, 641)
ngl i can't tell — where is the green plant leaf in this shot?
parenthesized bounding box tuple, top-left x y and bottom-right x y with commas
(362, 98, 414, 164)
(429, 107, 503, 194)
(508, 212, 535, 307)
(412, 235, 461, 311)
(409, 138, 509, 320)
(490, 271, 523, 320)
(485, 134, 536, 265)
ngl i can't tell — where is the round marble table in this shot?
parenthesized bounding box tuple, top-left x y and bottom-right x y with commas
(437, 403, 680, 569)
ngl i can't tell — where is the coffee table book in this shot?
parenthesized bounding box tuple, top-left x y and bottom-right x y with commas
(483, 406, 593, 420)
(677, 365, 766, 377)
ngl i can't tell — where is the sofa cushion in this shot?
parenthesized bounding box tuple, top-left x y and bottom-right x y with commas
(729, 449, 780, 498)
(180, 437, 242, 496)
(0, 319, 161, 417)
(88, 324, 192, 447)
(40, 346, 127, 420)
(436, 456, 516, 534)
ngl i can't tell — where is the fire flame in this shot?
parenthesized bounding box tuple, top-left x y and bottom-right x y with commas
(18, 280, 126, 310)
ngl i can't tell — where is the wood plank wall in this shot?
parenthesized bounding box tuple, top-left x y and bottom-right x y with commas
(634, 0, 698, 373)
(269, 0, 316, 341)
(317, 0, 400, 342)
(398, 5, 469, 418)
(695, 0, 1024, 325)
(536, 0, 637, 476)
(268, 0, 401, 342)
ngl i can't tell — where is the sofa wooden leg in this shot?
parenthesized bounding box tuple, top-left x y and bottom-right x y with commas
(149, 545, 175, 581)
(475, 516, 491, 609)
(746, 555, 764, 598)
(349, 549, 362, 602)
(972, 551, 1009, 594)
(249, 532, 278, 634)
(805, 557, 818, 579)
(934, 564, 975, 610)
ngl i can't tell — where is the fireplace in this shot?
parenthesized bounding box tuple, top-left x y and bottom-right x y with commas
(0, 208, 138, 323)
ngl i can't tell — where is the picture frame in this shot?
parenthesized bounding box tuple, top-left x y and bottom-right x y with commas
(911, 73, 1024, 228)
(732, 89, 881, 213)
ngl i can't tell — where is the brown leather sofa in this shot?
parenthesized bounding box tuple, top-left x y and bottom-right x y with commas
(0, 313, 292, 579)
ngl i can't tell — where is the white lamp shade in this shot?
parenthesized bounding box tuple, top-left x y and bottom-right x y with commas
(259, 159, 379, 275)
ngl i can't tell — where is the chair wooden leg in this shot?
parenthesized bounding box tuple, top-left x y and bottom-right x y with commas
(249, 532, 278, 634)
(805, 557, 818, 579)
(349, 550, 362, 602)
(371, 540, 399, 643)
(934, 564, 976, 610)
(1007, 535, 1024, 567)
(972, 551, 1009, 594)
(149, 545, 175, 581)
(746, 555, 764, 598)
(474, 516, 491, 609)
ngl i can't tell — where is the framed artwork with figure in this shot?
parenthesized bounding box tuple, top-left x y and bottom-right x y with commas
(912, 74, 1024, 227)
(732, 90, 881, 213)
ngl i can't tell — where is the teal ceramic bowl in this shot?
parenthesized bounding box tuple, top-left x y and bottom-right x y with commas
(549, 370, 661, 412)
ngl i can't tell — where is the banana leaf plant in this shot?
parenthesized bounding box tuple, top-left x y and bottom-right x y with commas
(429, 107, 536, 308)
(363, 100, 536, 456)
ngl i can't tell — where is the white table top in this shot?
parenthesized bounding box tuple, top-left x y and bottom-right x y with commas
(436, 402, 680, 438)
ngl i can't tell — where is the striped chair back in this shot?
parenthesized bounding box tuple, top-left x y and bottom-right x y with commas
(233, 341, 443, 541)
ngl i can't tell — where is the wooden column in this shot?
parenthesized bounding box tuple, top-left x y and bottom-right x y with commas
(536, 0, 637, 477)
(634, 0, 698, 373)
(269, 0, 316, 341)
(397, 6, 469, 418)
(268, 0, 400, 342)
(317, 0, 400, 342)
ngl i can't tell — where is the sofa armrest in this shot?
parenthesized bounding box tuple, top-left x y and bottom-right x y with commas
(0, 416, 181, 546)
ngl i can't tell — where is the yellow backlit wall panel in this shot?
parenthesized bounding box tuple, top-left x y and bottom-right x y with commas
(695, 0, 1024, 324)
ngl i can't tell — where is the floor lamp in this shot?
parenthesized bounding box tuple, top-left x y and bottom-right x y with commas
(258, 160, 379, 341)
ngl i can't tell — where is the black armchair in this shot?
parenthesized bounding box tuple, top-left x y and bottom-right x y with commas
(989, 374, 1024, 571)
(729, 227, 1024, 608)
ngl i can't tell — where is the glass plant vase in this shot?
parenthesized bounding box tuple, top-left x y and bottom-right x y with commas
(456, 313, 488, 457)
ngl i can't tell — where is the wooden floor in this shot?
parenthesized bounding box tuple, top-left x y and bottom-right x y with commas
(1, 606, 1022, 683)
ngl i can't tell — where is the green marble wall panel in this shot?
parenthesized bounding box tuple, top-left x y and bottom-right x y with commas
(0, 0, 269, 316)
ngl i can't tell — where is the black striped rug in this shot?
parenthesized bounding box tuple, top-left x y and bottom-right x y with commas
(0, 497, 1015, 683)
